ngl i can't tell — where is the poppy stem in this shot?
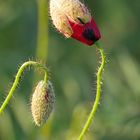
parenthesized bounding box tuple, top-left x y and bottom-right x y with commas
(36, 0, 49, 61)
(77, 44, 106, 140)
(0, 61, 48, 114)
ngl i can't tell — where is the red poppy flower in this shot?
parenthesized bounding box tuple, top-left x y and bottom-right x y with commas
(50, 0, 101, 46)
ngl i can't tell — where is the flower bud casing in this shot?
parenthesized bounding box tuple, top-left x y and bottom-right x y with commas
(50, 0, 101, 46)
(31, 80, 55, 126)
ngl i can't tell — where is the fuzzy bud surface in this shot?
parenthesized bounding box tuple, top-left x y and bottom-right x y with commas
(31, 80, 55, 126)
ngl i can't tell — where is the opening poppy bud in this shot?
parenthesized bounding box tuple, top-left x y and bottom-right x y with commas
(31, 80, 55, 126)
(50, 0, 101, 46)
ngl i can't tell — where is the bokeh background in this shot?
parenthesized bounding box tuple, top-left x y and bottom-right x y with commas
(0, 0, 140, 140)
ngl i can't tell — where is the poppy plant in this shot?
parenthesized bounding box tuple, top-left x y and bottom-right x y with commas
(0, 1, 106, 140)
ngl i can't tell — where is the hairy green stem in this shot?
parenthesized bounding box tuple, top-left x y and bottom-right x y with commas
(77, 46, 106, 140)
(0, 61, 48, 114)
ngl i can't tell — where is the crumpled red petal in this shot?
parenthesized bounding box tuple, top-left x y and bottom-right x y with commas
(69, 18, 101, 46)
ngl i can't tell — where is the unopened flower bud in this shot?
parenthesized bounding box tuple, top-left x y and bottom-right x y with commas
(31, 80, 55, 126)
(50, 0, 101, 46)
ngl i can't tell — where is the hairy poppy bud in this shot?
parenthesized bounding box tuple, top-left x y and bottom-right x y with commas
(31, 80, 55, 126)
(50, 0, 101, 45)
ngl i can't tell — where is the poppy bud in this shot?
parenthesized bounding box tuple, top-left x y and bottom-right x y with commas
(50, 0, 101, 46)
(31, 80, 55, 126)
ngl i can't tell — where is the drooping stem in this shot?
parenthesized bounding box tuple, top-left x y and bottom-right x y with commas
(77, 45, 106, 140)
(0, 61, 48, 114)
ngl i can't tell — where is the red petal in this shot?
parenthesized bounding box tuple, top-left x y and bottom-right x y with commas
(69, 18, 101, 46)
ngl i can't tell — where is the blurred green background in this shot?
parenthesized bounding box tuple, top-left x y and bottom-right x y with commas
(0, 0, 140, 140)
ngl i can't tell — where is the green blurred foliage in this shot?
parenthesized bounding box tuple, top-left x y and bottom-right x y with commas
(0, 0, 140, 140)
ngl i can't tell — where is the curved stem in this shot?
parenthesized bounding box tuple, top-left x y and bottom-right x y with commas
(77, 46, 106, 140)
(0, 61, 48, 114)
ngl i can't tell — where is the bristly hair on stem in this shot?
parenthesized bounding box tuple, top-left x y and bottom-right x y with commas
(77, 43, 106, 140)
(0, 61, 49, 114)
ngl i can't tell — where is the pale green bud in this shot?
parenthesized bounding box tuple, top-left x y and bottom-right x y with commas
(31, 80, 55, 126)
